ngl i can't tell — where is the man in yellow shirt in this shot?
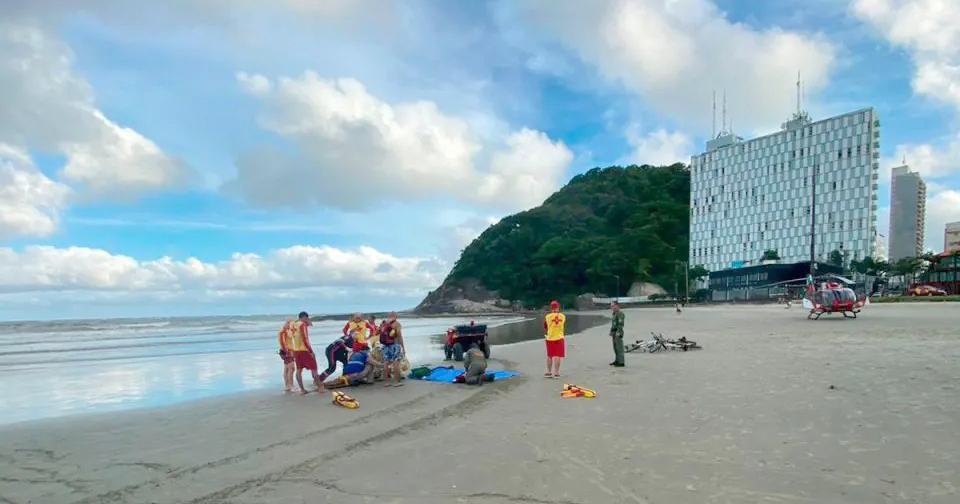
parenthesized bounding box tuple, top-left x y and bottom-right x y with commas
(543, 300, 566, 378)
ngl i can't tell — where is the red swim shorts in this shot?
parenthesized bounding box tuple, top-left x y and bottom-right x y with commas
(545, 339, 565, 358)
(293, 351, 318, 371)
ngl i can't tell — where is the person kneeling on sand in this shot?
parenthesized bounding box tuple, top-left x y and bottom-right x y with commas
(316, 331, 356, 391)
(463, 347, 488, 385)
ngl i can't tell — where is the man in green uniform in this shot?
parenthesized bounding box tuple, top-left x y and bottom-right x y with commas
(463, 346, 488, 385)
(609, 301, 625, 367)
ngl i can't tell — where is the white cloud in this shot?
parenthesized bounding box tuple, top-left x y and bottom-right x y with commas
(0, 145, 71, 239)
(852, 1, 960, 183)
(0, 22, 192, 200)
(880, 134, 960, 182)
(228, 72, 572, 212)
(851, 0, 960, 111)
(925, 189, 960, 252)
(0, 244, 445, 294)
(236, 71, 273, 95)
(499, 0, 837, 134)
(479, 128, 575, 207)
(625, 127, 693, 166)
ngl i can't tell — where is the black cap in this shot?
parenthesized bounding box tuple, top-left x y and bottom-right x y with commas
(298, 311, 309, 319)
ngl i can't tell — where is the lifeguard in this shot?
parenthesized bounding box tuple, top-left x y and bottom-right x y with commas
(342, 313, 370, 351)
(544, 301, 566, 379)
(285, 311, 322, 394)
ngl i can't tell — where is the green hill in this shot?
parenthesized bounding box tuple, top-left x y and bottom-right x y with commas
(416, 164, 693, 312)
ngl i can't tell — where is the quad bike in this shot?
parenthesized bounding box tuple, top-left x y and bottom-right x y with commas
(444, 323, 491, 361)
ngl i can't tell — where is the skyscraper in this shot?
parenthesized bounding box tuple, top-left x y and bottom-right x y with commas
(689, 108, 880, 272)
(888, 165, 926, 260)
(945, 221, 960, 254)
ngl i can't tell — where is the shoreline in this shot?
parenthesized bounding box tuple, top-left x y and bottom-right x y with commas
(0, 313, 605, 430)
(3, 304, 957, 503)
(0, 313, 607, 429)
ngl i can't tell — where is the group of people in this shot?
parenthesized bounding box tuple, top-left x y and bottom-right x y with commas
(277, 311, 408, 395)
(278, 300, 629, 394)
(543, 299, 628, 377)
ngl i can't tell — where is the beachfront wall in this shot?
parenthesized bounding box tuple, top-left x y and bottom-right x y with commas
(591, 296, 648, 304)
(708, 261, 843, 302)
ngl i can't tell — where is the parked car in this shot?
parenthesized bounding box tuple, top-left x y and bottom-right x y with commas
(906, 285, 947, 296)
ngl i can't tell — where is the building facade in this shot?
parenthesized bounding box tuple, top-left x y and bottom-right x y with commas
(946, 221, 960, 254)
(708, 261, 843, 302)
(689, 108, 880, 273)
(888, 165, 926, 260)
(873, 231, 888, 262)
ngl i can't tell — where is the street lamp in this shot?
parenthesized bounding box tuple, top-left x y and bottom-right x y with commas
(810, 163, 817, 276)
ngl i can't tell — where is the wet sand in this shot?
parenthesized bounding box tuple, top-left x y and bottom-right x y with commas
(1, 304, 958, 504)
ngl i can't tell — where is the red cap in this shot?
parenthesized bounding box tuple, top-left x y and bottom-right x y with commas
(550, 300, 560, 308)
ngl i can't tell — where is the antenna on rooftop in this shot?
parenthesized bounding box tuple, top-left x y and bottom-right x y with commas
(796, 70, 802, 114)
(722, 89, 727, 134)
(712, 90, 717, 139)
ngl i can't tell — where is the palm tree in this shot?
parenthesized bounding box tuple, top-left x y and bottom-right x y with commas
(893, 256, 924, 287)
(873, 259, 889, 276)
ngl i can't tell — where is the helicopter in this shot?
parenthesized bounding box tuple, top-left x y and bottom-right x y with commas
(800, 274, 869, 320)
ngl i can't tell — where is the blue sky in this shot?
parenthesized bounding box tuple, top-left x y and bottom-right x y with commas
(2, 0, 960, 320)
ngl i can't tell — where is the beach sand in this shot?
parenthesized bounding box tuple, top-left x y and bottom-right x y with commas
(1, 304, 958, 504)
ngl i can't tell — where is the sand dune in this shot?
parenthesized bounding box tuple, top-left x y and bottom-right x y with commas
(1, 304, 958, 503)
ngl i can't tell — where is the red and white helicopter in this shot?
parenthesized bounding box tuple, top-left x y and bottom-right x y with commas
(800, 274, 869, 320)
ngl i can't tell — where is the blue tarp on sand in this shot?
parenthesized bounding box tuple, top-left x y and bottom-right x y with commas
(416, 366, 521, 383)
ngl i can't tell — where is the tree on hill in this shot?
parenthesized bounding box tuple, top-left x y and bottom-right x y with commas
(435, 164, 691, 308)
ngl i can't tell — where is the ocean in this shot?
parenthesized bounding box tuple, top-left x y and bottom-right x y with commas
(0, 313, 606, 426)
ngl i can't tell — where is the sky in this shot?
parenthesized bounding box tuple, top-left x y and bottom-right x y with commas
(2, 0, 960, 320)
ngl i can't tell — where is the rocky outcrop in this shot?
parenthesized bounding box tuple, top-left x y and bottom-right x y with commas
(575, 293, 598, 311)
(626, 282, 667, 297)
(414, 278, 515, 314)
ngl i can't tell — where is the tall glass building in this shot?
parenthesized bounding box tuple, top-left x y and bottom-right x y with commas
(689, 108, 880, 272)
(888, 165, 926, 261)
